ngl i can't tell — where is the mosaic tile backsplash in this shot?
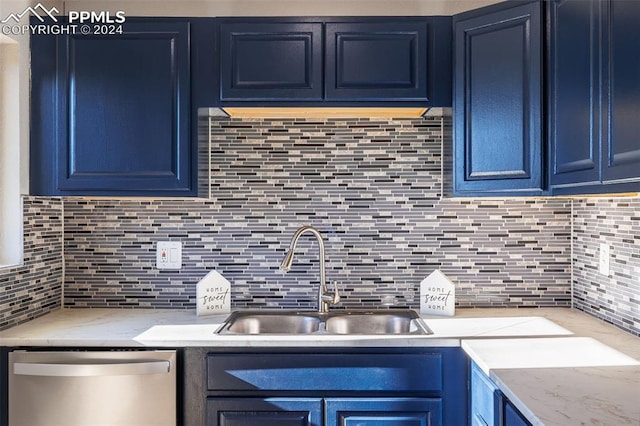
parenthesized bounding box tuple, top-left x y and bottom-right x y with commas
(0, 197, 63, 330)
(63, 117, 573, 311)
(572, 198, 640, 336)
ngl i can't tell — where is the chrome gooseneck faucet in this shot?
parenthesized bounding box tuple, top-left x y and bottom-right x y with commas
(280, 225, 340, 313)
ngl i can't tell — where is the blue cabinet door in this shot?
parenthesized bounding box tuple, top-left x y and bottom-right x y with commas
(325, 398, 442, 426)
(219, 22, 323, 101)
(550, 0, 640, 195)
(548, 0, 602, 189)
(470, 362, 501, 426)
(325, 21, 430, 102)
(30, 19, 197, 196)
(602, 0, 640, 184)
(453, 1, 544, 195)
(207, 398, 322, 426)
(503, 401, 531, 426)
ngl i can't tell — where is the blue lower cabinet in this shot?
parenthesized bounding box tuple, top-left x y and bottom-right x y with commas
(470, 362, 501, 426)
(202, 349, 466, 426)
(207, 397, 442, 426)
(469, 361, 533, 426)
(325, 398, 442, 426)
(207, 398, 323, 426)
(503, 401, 531, 426)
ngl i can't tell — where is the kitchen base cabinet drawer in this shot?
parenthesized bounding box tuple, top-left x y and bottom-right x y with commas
(207, 398, 322, 426)
(207, 353, 442, 392)
(325, 398, 442, 426)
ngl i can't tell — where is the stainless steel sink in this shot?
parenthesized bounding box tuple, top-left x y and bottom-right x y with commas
(325, 311, 430, 335)
(221, 312, 321, 334)
(217, 309, 432, 335)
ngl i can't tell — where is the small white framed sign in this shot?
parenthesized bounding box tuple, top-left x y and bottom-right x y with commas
(420, 270, 455, 316)
(196, 270, 231, 316)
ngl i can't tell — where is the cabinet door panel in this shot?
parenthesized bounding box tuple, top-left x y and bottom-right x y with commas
(453, 2, 543, 194)
(325, 398, 441, 426)
(325, 22, 428, 101)
(56, 21, 191, 193)
(603, 0, 640, 183)
(549, 0, 601, 187)
(470, 362, 500, 426)
(220, 22, 323, 101)
(207, 398, 322, 426)
(503, 401, 531, 426)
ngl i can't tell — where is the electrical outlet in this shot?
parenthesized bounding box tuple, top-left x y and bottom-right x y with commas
(156, 241, 182, 270)
(599, 243, 610, 276)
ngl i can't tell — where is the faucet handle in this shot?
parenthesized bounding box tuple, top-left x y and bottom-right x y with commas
(321, 281, 341, 305)
(329, 281, 341, 305)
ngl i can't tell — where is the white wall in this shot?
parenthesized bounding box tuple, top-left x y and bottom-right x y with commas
(0, 1, 62, 267)
(61, 0, 504, 16)
(0, 35, 22, 266)
(0, 1, 29, 267)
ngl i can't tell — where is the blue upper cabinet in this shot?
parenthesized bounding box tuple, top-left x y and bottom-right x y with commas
(30, 19, 215, 196)
(219, 22, 323, 101)
(218, 18, 452, 107)
(324, 19, 451, 105)
(325, 21, 428, 102)
(453, 1, 545, 196)
(550, 0, 640, 195)
(602, 0, 640, 186)
(548, 0, 602, 190)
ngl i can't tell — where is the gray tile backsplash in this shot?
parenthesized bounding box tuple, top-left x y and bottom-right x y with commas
(5, 116, 637, 336)
(572, 198, 640, 336)
(0, 197, 63, 330)
(63, 117, 572, 311)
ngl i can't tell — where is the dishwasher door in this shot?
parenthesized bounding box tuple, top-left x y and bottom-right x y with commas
(8, 350, 176, 426)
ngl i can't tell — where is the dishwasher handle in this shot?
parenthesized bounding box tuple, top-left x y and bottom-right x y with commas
(13, 360, 170, 377)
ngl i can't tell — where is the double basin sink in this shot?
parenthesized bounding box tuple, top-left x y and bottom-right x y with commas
(217, 309, 432, 335)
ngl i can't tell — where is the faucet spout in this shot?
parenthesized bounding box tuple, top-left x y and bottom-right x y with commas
(279, 250, 295, 272)
(280, 225, 339, 313)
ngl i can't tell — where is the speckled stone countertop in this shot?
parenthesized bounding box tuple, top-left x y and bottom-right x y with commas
(459, 310, 640, 426)
(0, 307, 638, 425)
(0, 307, 577, 348)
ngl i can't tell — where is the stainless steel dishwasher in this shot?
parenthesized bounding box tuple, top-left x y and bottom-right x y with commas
(8, 349, 176, 426)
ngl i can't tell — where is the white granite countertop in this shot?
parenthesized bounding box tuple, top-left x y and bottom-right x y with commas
(461, 317, 640, 426)
(492, 365, 640, 426)
(0, 307, 574, 348)
(1, 307, 638, 425)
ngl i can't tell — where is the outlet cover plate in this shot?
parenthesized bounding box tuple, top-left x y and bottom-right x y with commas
(157, 241, 182, 270)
